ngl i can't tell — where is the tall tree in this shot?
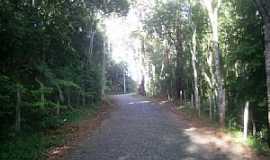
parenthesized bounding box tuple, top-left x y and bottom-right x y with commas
(201, 0, 226, 126)
(188, 1, 201, 116)
(254, 0, 270, 146)
(0, 0, 129, 135)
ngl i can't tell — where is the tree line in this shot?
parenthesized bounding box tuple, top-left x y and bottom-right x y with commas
(0, 0, 129, 138)
(137, 0, 270, 146)
(105, 59, 136, 94)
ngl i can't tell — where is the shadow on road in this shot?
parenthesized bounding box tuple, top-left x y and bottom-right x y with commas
(64, 94, 246, 160)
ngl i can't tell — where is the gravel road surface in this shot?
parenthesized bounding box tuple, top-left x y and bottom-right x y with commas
(65, 94, 231, 160)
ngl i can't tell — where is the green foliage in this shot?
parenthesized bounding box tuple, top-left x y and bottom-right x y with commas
(141, 0, 269, 148)
(247, 136, 270, 153)
(0, 106, 97, 160)
(0, 133, 57, 160)
(0, 0, 129, 158)
(56, 79, 80, 89)
(105, 58, 136, 94)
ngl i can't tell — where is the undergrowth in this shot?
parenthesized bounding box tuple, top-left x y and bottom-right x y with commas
(0, 106, 98, 160)
(176, 103, 270, 155)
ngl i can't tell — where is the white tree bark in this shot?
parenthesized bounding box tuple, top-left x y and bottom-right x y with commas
(201, 0, 226, 126)
(89, 28, 96, 58)
(191, 27, 201, 116)
(243, 101, 250, 140)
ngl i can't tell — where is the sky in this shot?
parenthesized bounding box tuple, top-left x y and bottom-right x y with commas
(104, 0, 155, 82)
(104, 9, 141, 82)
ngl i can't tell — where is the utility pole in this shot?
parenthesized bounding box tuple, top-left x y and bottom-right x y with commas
(123, 70, 126, 94)
(101, 40, 107, 96)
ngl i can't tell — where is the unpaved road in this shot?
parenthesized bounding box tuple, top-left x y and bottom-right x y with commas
(64, 94, 248, 160)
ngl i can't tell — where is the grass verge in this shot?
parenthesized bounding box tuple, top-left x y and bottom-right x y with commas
(176, 103, 270, 155)
(155, 97, 270, 156)
(224, 129, 270, 154)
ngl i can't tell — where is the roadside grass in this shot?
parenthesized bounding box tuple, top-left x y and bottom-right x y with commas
(246, 136, 270, 154)
(174, 102, 270, 155)
(175, 102, 219, 127)
(225, 129, 270, 154)
(0, 106, 98, 160)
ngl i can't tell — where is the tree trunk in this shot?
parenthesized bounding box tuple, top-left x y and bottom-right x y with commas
(251, 107, 256, 136)
(56, 101, 60, 115)
(152, 64, 156, 96)
(56, 84, 64, 115)
(214, 41, 226, 127)
(182, 91, 185, 104)
(254, 0, 270, 146)
(167, 89, 170, 101)
(89, 29, 96, 58)
(180, 90, 183, 105)
(252, 120, 256, 136)
(175, 5, 184, 99)
(77, 92, 81, 106)
(202, 0, 226, 127)
(212, 13, 226, 126)
(175, 26, 184, 100)
(243, 101, 250, 140)
(101, 41, 107, 96)
(82, 89, 86, 107)
(138, 38, 147, 96)
(213, 95, 217, 119)
(191, 94, 194, 108)
(191, 27, 200, 116)
(209, 96, 213, 120)
(15, 85, 21, 132)
(67, 88, 71, 107)
(264, 20, 270, 146)
(35, 78, 45, 108)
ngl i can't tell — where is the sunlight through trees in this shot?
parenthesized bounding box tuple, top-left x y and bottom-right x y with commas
(1, 0, 270, 159)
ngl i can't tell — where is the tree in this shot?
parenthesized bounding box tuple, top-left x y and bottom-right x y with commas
(0, 0, 129, 136)
(140, 0, 269, 144)
(253, 0, 270, 146)
(188, 1, 201, 116)
(201, 0, 226, 126)
(105, 59, 135, 94)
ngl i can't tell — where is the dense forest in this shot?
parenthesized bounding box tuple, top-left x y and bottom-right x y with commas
(0, 0, 130, 159)
(133, 0, 270, 148)
(105, 58, 136, 94)
(1, 0, 270, 159)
